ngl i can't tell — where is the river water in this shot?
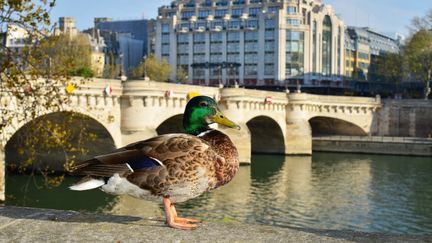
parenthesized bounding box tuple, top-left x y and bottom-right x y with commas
(5, 152, 432, 235)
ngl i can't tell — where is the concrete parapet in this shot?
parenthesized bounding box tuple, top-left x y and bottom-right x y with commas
(0, 206, 430, 242)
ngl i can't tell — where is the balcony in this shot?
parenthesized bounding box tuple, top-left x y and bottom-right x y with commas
(233, 0, 245, 5)
(228, 25, 240, 30)
(194, 26, 206, 32)
(211, 26, 223, 32)
(178, 27, 189, 33)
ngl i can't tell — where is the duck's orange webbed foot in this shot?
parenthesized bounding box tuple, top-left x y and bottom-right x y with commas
(163, 197, 200, 230)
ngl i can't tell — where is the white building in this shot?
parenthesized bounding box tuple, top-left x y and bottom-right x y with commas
(155, 0, 345, 87)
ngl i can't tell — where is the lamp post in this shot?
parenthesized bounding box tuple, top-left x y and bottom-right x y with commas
(119, 53, 127, 82)
(142, 55, 149, 80)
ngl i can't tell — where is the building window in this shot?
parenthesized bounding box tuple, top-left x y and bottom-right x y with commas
(359, 52, 369, 59)
(216, 0, 229, 6)
(227, 43, 240, 52)
(162, 24, 170, 33)
(249, 7, 261, 16)
(193, 68, 205, 77)
(227, 54, 240, 62)
(232, 8, 243, 17)
(245, 53, 258, 63)
(265, 19, 275, 29)
(286, 31, 301, 40)
(286, 18, 300, 26)
(264, 42, 274, 52)
(210, 32, 223, 42)
(162, 45, 170, 55)
(215, 9, 228, 18)
(245, 31, 258, 42)
(322, 15, 332, 76)
(212, 20, 224, 28)
(210, 43, 223, 52)
(196, 21, 206, 28)
(181, 11, 195, 19)
(161, 34, 170, 44)
(312, 20, 317, 73)
(233, 0, 245, 5)
(194, 33, 206, 43)
(180, 22, 190, 29)
(268, 6, 279, 14)
(265, 30, 274, 40)
(264, 53, 274, 63)
(210, 54, 223, 63)
(245, 42, 258, 52)
(178, 34, 189, 43)
(177, 44, 189, 54)
(265, 64, 274, 75)
(193, 54, 206, 63)
(193, 43, 206, 53)
(227, 32, 240, 42)
(198, 10, 211, 19)
(287, 6, 297, 14)
(228, 20, 241, 29)
(202, 0, 212, 7)
(246, 20, 258, 29)
(177, 54, 189, 65)
(245, 64, 258, 75)
(286, 31, 304, 77)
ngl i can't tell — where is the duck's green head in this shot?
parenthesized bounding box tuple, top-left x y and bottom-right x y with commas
(183, 96, 240, 135)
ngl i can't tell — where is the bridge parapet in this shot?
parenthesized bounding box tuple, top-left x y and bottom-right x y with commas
(219, 88, 288, 112)
(0, 77, 124, 148)
(287, 93, 381, 117)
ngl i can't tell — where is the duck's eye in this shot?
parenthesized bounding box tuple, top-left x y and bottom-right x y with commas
(199, 102, 208, 107)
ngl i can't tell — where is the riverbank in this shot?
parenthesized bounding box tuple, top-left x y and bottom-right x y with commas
(0, 206, 431, 242)
(313, 136, 432, 156)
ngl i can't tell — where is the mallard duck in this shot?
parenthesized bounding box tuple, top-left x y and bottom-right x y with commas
(69, 95, 240, 230)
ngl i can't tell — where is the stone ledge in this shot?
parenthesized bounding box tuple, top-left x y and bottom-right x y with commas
(0, 206, 431, 242)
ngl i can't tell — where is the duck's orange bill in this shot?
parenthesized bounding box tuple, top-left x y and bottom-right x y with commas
(211, 110, 241, 130)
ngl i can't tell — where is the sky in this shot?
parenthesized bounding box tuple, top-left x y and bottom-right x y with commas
(50, 0, 431, 37)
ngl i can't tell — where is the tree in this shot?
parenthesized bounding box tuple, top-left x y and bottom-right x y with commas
(369, 53, 404, 85)
(129, 55, 172, 81)
(176, 66, 189, 83)
(405, 29, 432, 100)
(103, 50, 120, 79)
(143, 55, 172, 82)
(0, 1, 96, 192)
(409, 9, 432, 33)
(30, 34, 93, 77)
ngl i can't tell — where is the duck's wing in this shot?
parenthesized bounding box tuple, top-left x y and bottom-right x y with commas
(71, 133, 210, 178)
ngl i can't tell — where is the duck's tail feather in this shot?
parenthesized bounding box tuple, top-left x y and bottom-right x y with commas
(69, 176, 105, 191)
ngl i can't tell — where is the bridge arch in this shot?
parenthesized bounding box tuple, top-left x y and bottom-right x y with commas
(246, 116, 285, 154)
(5, 111, 117, 172)
(156, 114, 185, 135)
(309, 116, 367, 136)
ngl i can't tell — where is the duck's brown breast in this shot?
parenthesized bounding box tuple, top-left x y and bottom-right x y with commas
(199, 130, 239, 188)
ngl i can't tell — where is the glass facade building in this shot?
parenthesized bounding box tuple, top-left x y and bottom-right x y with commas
(155, 0, 345, 86)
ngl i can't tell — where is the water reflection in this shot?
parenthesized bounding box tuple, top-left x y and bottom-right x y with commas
(5, 153, 432, 234)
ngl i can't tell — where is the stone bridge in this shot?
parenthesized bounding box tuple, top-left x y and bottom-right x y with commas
(0, 78, 381, 201)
